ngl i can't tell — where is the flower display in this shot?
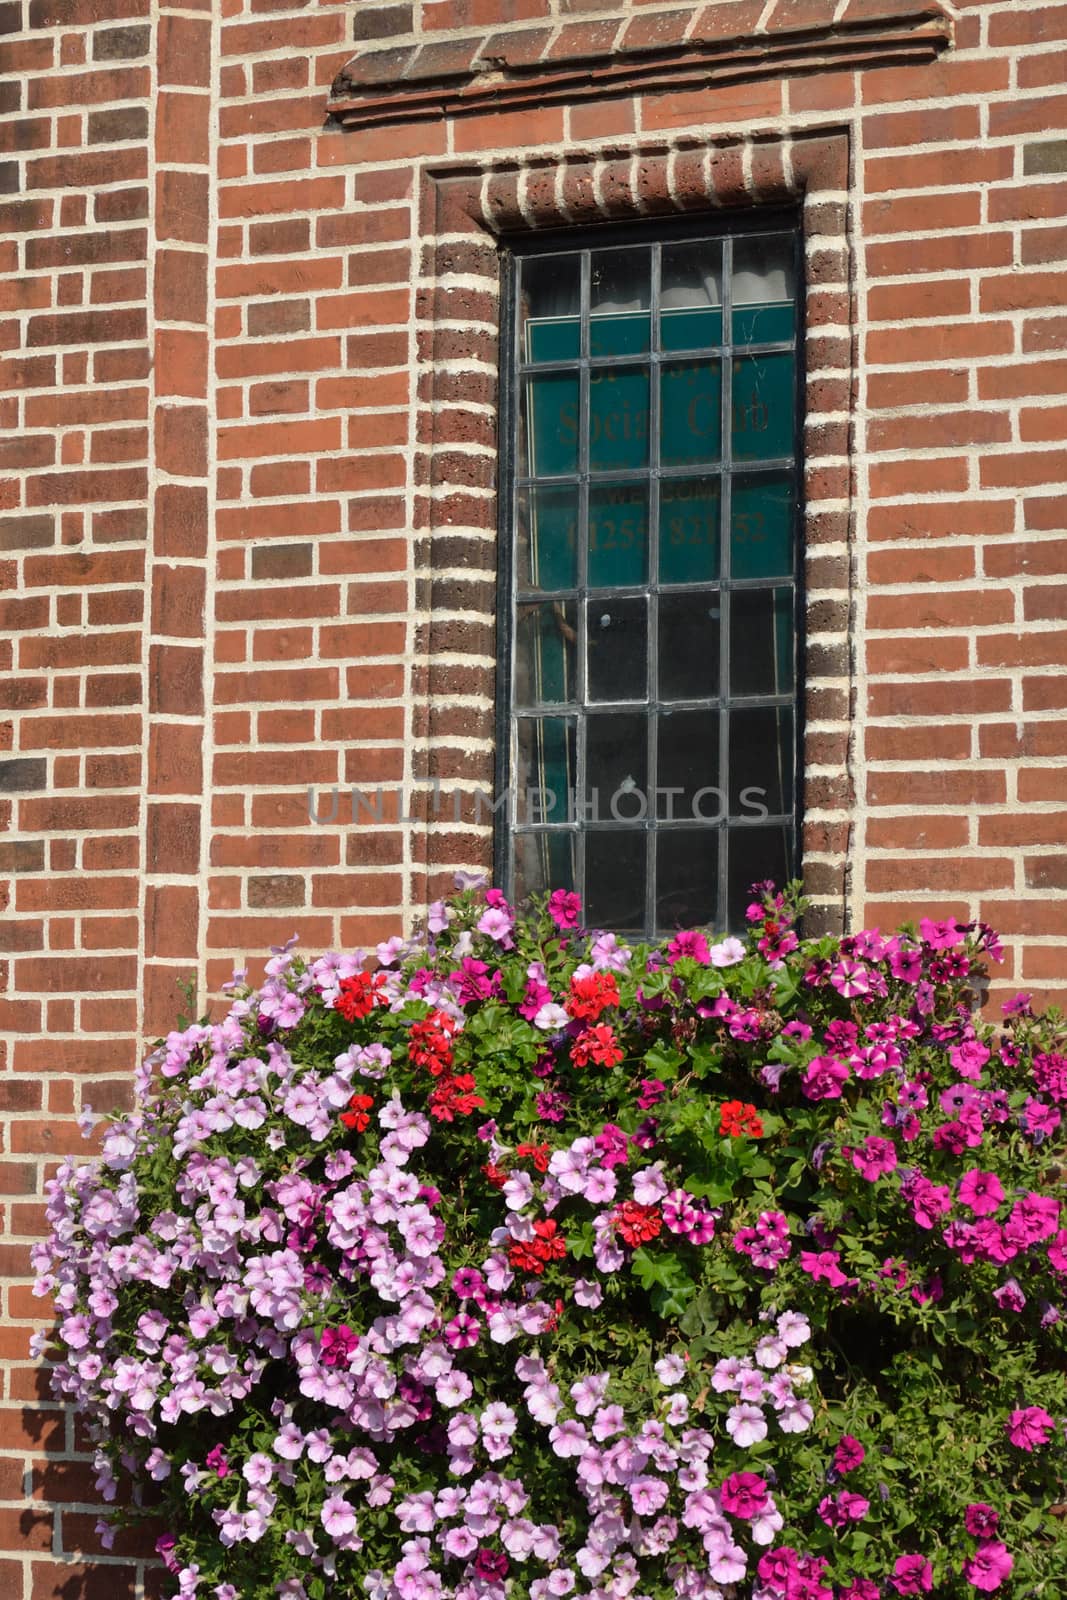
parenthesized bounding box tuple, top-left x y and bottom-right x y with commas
(32, 882, 1067, 1600)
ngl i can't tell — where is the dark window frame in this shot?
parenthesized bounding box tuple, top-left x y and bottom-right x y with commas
(493, 209, 807, 937)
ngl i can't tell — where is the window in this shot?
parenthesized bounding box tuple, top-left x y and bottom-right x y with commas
(496, 219, 802, 937)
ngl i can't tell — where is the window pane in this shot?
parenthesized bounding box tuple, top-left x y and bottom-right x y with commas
(514, 600, 577, 707)
(516, 717, 575, 824)
(661, 360, 721, 467)
(587, 596, 647, 703)
(507, 226, 800, 939)
(521, 372, 579, 476)
(659, 477, 721, 585)
(589, 366, 650, 471)
(660, 240, 723, 352)
(590, 249, 651, 356)
(586, 831, 647, 929)
(658, 592, 720, 702)
(657, 708, 720, 820)
(657, 828, 719, 931)
(727, 825, 793, 927)
(589, 481, 649, 588)
(731, 353, 794, 463)
(517, 485, 578, 592)
(515, 832, 577, 903)
(586, 713, 647, 815)
(730, 587, 794, 698)
(520, 254, 581, 362)
(730, 472, 793, 580)
(732, 234, 796, 345)
(729, 706, 793, 818)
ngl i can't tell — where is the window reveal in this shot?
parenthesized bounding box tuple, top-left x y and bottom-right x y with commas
(498, 223, 802, 936)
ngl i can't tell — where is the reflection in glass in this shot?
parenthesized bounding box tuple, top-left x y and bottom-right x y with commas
(516, 717, 575, 825)
(658, 592, 720, 702)
(657, 709, 720, 820)
(517, 485, 578, 592)
(521, 372, 580, 477)
(730, 473, 793, 580)
(515, 831, 577, 904)
(520, 253, 581, 362)
(589, 481, 648, 588)
(661, 361, 722, 468)
(514, 599, 576, 707)
(660, 240, 723, 352)
(589, 366, 650, 472)
(732, 234, 796, 345)
(659, 477, 721, 585)
(587, 597, 647, 703)
(590, 249, 651, 356)
(727, 824, 792, 928)
(731, 353, 794, 463)
(730, 587, 794, 698)
(586, 714, 648, 814)
(586, 831, 647, 930)
(657, 828, 719, 931)
(729, 706, 793, 818)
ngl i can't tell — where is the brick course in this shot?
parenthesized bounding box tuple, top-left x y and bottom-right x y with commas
(3, 0, 1067, 1591)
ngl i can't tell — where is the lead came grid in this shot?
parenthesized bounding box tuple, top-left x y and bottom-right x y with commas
(503, 226, 801, 936)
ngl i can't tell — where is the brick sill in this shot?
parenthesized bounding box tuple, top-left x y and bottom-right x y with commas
(327, 0, 952, 130)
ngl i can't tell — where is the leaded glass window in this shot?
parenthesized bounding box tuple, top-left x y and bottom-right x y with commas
(497, 221, 801, 936)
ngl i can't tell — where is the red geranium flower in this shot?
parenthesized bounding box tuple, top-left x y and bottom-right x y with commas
(612, 1200, 662, 1248)
(566, 971, 620, 1022)
(339, 1092, 374, 1131)
(507, 1217, 567, 1275)
(571, 1024, 624, 1070)
(409, 1010, 458, 1076)
(428, 1072, 485, 1123)
(720, 1099, 764, 1138)
(334, 971, 389, 1022)
(516, 1142, 551, 1172)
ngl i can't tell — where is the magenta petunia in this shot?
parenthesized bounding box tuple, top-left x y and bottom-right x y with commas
(964, 1504, 1000, 1539)
(1006, 1406, 1055, 1450)
(962, 1540, 1013, 1593)
(890, 1553, 933, 1594)
(958, 1169, 1005, 1217)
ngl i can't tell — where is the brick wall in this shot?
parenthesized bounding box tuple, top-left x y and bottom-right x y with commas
(2, 0, 1066, 1591)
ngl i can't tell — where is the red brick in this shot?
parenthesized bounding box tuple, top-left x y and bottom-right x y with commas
(159, 12, 210, 87)
(866, 277, 972, 324)
(980, 450, 1067, 490)
(867, 771, 1006, 808)
(219, 175, 346, 220)
(867, 590, 1010, 630)
(867, 857, 1014, 893)
(978, 630, 1067, 668)
(864, 190, 981, 236)
(981, 270, 1067, 314)
(218, 417, 342, 460)
(156, 328, 208, 398)
(989, 181, 1067, 224)
(867, 411, 1010, 453)
(869, 458, 969, 499)
(866, 321, 1014, 365)
(867, 680, 1011, 718)
(156, 404, 208, 475)
(216, 335, 341, 380)
(866, 636, 969, 675)
(978, 358, 1067, 401)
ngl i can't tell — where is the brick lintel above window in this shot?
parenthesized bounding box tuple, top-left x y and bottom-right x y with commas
(327, 0, 953, 130)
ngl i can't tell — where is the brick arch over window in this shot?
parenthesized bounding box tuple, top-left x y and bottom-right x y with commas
(410, 132, 854, 936)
